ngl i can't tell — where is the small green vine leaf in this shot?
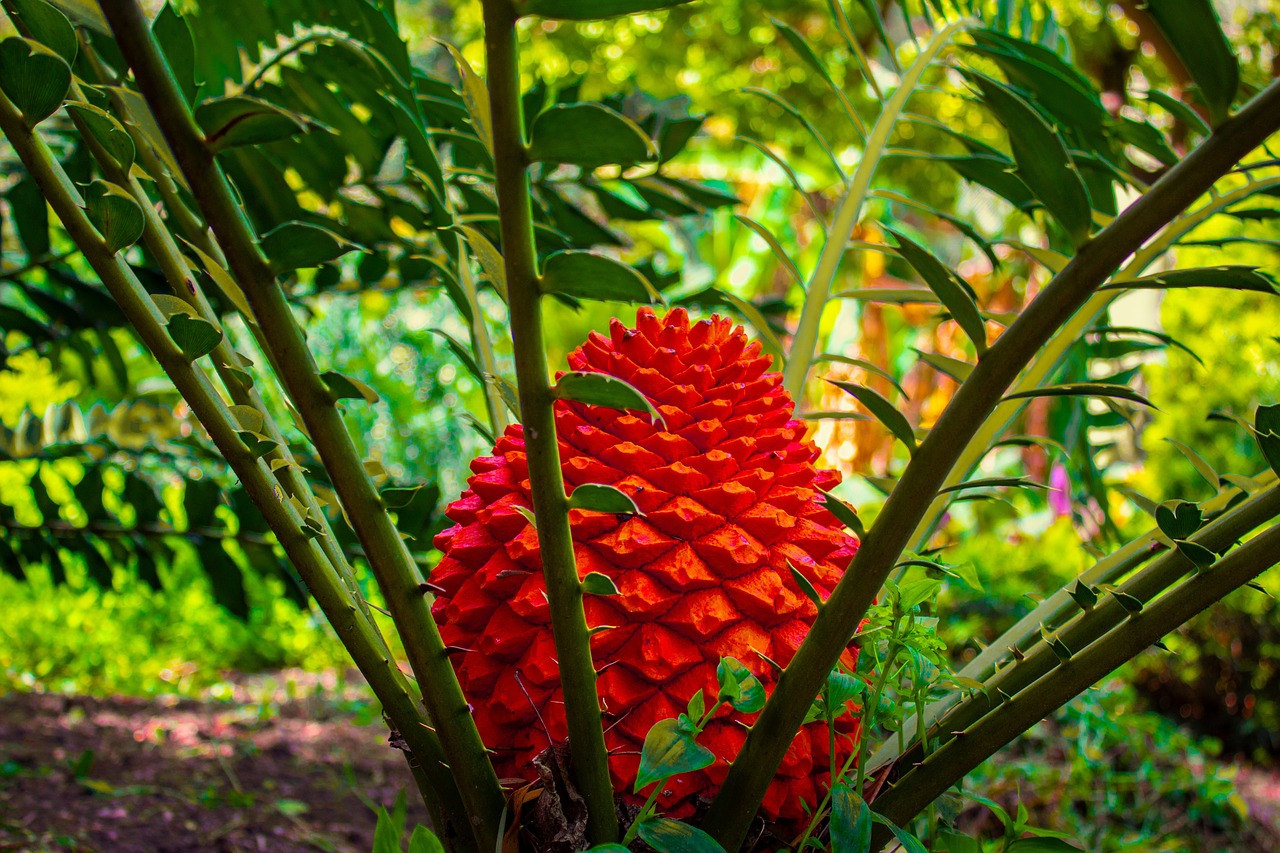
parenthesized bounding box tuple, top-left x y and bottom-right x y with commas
(322, 371, 380, 404)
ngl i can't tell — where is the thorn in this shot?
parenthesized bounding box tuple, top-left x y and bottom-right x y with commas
(418, 581, 446, 595)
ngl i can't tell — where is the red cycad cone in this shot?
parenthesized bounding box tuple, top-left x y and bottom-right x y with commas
(431, 308, 861, 824)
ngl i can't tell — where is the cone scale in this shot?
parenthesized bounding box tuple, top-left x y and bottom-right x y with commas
(432, 308, 862, 824)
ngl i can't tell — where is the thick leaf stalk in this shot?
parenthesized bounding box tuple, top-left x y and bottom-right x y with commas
(703, 77, 1280, 850)
(94, 1, 505, 847)
(0, 84, 472, 849)
(479, 0, 619, 843)
(870, 519, 1280, 848)
(887, 481, 1280, 775)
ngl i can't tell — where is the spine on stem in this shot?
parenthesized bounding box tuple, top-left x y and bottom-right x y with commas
(479, 0, 619, 844)
(94, 2, 506, 846)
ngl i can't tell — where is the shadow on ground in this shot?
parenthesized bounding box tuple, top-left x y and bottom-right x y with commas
(0, 673, 428, 852)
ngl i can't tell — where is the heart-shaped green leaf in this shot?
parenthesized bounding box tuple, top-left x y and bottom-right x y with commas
(581, 572, 620, 596)
(568, 483, 643, 516)
(322, 370, 380, 404)
(5, 0, 77, 63)
(260, 221, 354, 273)
(83, 181, 145, 255)
(1155, 499, 1202, 541)
(167, 313, 222, 360)
(66, 102, 136, 173)
(0, 38, 71, 125)
(529, 103, 656, 168)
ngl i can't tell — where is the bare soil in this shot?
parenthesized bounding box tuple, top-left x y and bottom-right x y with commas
(0, 674, 428, 852)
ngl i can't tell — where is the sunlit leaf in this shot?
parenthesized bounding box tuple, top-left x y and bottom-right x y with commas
(828, 380, 917, 453)
(529, 102, 656, 168)
(1145, 0, 1238, 126)
(554, 371, 664, 427)
(540, 251, 659, 304)
(634, 719, 715, 793)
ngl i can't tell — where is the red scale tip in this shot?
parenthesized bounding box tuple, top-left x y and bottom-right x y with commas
(430, 308, 861, 826)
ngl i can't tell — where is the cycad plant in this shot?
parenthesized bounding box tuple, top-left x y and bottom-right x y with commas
(1, 0, 1279, 851)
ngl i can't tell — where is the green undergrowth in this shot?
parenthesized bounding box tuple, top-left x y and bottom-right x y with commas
(0, 549, 351, 698)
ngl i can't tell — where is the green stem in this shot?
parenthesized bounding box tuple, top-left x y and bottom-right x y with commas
(782, 20, 967, 401)
(869, 520, 1280, 849)
(872, 470, 1277, 769)
(95, 2, 505, 847)
(59, 80, 367, 615)
(479, 0, 618, 843)
(0, 86, 471, 850)
(906, 174, 1280, 552)
(703, 77, 1280, 852)
(891, 482, 1280, 775)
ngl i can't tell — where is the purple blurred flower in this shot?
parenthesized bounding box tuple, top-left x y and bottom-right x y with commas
(1049, 463, 1072, 517)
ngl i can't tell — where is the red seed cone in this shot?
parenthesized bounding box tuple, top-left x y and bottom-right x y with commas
(431, 308, 861, 825)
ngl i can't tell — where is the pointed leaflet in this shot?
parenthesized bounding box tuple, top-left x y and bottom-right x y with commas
(1256, 404, 1280, 477)
(454, 225, 507, 300)
(568, 483, 643, 516)
(886, 227, 987, 353)
(914, 350, 974, 382)
(734, 214, 803, 285)
(836, 288, 938, 304)
(635, 818, 726, 853)
(1145, 0, 1238, 127)
(439, 41, 491, 155)
(554, 371, 665, 428)
(830, 781, 872, 853)
(820, 488, 865, 537)
(407, 825, 445, 853)
(962, 69, 1092, 245)
(529, 103, 656, 168)
(772, 18, 863, 137)
(1103, 266, 1277, 294)
(634, 718, 715, 792)
(540, 251, 660, 304)
(195, 96, 318, 152)
(818, 354, 905, 398)
(0, 38, 71, 125)
(828, 379, 918, 453)
(152, 3, 198, 106)
(1002, 383, 1155, 409)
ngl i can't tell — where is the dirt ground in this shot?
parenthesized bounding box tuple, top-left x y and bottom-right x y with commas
(5, 675, 1280, 852)
(0, 675, 429, 853)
